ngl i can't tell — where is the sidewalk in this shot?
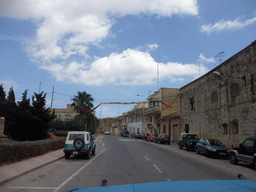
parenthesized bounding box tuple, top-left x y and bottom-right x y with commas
(0, 135, 102, 185)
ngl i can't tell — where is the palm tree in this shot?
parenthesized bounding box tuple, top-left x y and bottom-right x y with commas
(71, 91, 95, 131)
(71, 91, 94, 115)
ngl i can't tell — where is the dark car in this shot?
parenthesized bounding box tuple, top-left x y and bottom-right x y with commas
(179, 133, 199, 151)
(229, 137, 256, 168)
(120, 130, 129, 137)
(131, 133, 142, 139)
(147, 133, 157, 142)
(196, 139, 229, 158)
(154, 134, 170, 145)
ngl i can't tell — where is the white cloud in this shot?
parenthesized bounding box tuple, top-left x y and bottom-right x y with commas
(40, 49, 208, 86)
(2, 0, 198, 63)
(199, 53, 215, 63)
(201, 16, 256, 34)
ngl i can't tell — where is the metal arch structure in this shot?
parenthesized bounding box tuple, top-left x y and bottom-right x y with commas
(86, 101, 172, 114)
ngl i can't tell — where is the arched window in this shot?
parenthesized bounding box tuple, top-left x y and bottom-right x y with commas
(231, 83, 239, 97)
(231, 120, 239, 135)
(222, 123, 227, 134)
(211, 91, 218, 103)
(163, 125, 166, 134)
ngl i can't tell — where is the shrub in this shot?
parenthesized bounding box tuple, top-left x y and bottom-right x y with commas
(0, 137, 65, 166)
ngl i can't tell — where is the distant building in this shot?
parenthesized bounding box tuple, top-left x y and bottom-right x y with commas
(180, 40, 256, 147)
(144, 88, 180, 143)
(54, 104, 95, 121)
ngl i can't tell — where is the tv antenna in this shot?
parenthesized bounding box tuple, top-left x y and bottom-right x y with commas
(215, 51, 225, 64)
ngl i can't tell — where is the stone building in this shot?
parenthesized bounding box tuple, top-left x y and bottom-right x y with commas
(54, 104, 96, 121)
(180, 40, 256, 147)
(100, 117, 116, 134)
(144, 88, 180, 143)
(126, 102, 148, 134)
(54, 104, 79, 121)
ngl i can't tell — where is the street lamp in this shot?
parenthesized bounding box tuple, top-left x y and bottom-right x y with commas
(213, 71, 246, 86)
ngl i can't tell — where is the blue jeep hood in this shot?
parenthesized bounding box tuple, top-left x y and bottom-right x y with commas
(70, 180, 256, 192)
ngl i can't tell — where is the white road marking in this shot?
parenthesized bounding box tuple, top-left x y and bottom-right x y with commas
(8, 187, 57, 189)
(102, 143, 105, 146)
(53, 149, 106, 192)
(144, 156, 150, 161)
(153, 164, 163, 173)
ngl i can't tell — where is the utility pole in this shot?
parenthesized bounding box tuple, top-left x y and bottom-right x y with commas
(157, 44, 159, 91)
(39, 82, 41, 93)
(51, 86, 54, 109)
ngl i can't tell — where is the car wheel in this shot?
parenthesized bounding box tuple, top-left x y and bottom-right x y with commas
(251, 159, 256, 169)
(65, 153, 70, 159)
(185, 144, 190, 151)
(196, 148, 199, 154)
(206, 150, 211, 158)
(229, 153, 238, 164)
(179, 143, 182, 149)
(87, 150, 91, 159)
(92, 146, 96, 155)
(73, 138, 84, 150)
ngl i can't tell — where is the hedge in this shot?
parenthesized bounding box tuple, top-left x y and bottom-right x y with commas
(0, 137, 66, 166)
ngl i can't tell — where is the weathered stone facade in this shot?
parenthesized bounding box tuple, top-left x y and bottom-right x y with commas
(54, 104, 79, 121)
(54, 104, 96, 121)
(0, 117, 5, 136)
(144, 88, 181, 142)
(180, 40, 256, 147)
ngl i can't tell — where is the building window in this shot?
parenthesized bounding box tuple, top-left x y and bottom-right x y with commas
(163, 125, 166, 134)
(222, 123, 228, 134)
(211, 91, 218, 103)
(150, 116, 152, 122)
(231, 120, 239, 135)
(189, 97, 194, 110)
(185, 124, 189, 133)
(56, 114, 61, 120)
(65, 115, 71, 120)
(231, 83, 239, 97)
(137, 128, 140, 134)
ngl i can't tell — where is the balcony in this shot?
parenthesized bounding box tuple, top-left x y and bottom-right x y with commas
(144, 106, 160, 115)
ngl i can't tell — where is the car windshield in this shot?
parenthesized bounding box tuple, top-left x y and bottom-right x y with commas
(187, 135, 198, 139)
(207, 140, 223, 146)
(69, 134, 84, 141)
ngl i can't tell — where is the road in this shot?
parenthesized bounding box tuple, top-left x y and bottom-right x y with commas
(1, 135, 256, 192)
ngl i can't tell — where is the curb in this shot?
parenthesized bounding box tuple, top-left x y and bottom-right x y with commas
(0, 153, 64, 186)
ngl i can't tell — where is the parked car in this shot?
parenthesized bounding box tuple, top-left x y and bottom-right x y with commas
(131, 133, 142, 139)
(141, 133, 150, 140)
(104, 131, 110, 135)
(120, 130, 129, 137)
(154, 134, 170, 145)
(63, 131, 96, 159)
(47, 132, 59, 139)
(196, 139, 229, 158)
(179, 133, 199, 151)
(229, 137, 256, 168)
(147, 133, 157, 142)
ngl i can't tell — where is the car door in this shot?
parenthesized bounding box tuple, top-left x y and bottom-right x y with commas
(197, 139, 203, 153)
(237, 139, 254, 163)
(201, 139, 207, 154)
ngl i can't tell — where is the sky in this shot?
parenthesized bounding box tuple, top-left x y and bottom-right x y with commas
(1, 0, 256, 119)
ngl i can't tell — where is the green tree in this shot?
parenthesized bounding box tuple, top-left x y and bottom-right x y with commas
(71, 91, 98, 132)
(0, 84, 6, 102)
(31, 92, 56, 140)
(7, 87, 16, 107)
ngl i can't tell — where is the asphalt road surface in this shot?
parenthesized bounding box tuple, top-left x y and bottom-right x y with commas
(1, 135, 256, 192)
